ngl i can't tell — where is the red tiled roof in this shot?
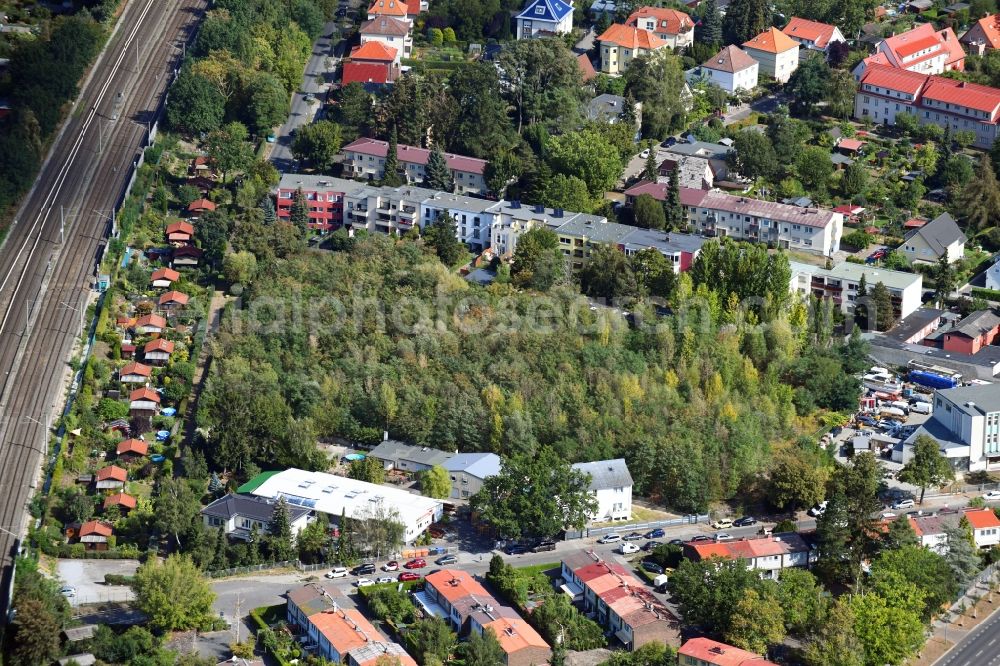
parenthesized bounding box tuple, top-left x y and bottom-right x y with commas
(858, 63, 927, 96)
(103, 493, 137, 510)
(158, 290, 189, 306)
(964, 507, 1000, 529)
(624, 180, 711, 204)
(782, 17, 839, 49)
(130, 387, 160, 403)
(144, 338, 175, 354)
(424, 569, 489, 604)
(151, 267, 180, 283)
(894, 33, 941, 58)
(360, 16, 409, 36)
(833, 204, 865, 215)
(838, 138, 865, 151)
(626, 6, 693, 35)
(80, 520, 113, 537)
(963, 14, 1000, 50)
(120, 362, 151, 377)
(341, 61, 393, 85)
(116, 438, 149, 456)
(597, 23, 666, 50)
(351, 40, 398, 62)
(703, 45, 758, 73)
(308, 608, 383, 656)
(922, 77, 1000, 117)
(881, 23, 964, 69)
(96, 465, 127, 482)
(483, 617, 550, 655)
(165, 221, 194, 236)
(679, 637, 779, 666)
(904, 217, 927, 228)
(135, 314, 167, 329)
(368, 0, 408, 15)
(577, 53, 597, 82)
(743, 27, 799, 54)
(188, 198, 216, 212)
(699, 191, 838, 228)
(343, 137, 488, 175)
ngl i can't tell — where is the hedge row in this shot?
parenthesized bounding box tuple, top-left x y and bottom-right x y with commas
(972, 288, 1000, 301)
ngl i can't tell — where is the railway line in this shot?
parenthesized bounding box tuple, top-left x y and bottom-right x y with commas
(0, 0, 207, 619)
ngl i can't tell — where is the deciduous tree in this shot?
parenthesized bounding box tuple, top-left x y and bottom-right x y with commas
(132, 554, 216, 632)
(633, 193, 666, 229)
(421, 465, 452, 499)
(725, 586, 786, 653)
(957, 153, 1000, 231)
(727, 129, 778, 182)
(511, 227, 565, 291)
(898, 434, 954, 504)
(290, 120, 342, 172)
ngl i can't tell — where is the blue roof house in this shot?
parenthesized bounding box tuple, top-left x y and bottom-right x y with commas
(516, 0, 575, 39)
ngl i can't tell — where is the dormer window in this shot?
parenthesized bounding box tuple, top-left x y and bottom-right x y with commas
(535, 5, 544, 13)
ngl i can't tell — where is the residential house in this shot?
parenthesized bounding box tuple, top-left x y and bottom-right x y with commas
(187, 198, 216, 216)
(158, 290, 189, 310)
(172, 245, 202, 268)
(678, 638, 779, 666)
(899, 212, 966, 264)
(908, 514, 951, 552)
(95, 465, 127, 490)
(560, 552, 679, 650)
(923, 309, 1000, 355)
(688, 191, 843, 257)
(515, 0, 574, 40)
(597, 24, 667, 75)
(577, 53, 598, 81)
(116, 438, 149, 460)
(571, 459, 633, 522)
(367, 0, 410, 23)
(143, 338, 174, 365)
(742, 27, 800, 83)
(855, 23, 965, 77)
(656, 154, 715, 189)
(586, 94, 641, 125)
(420, 191, 501, 251)
(78, 521, 113, 551)
(150, 267, 179, 289)
(119, 361, 151, 384)
(987, 258, 1000, 291)
(789, 260, 923, 320)
(103, 492, 137, 512)
(202, 494, 312, 540)
(129, 387, 160, 416)
(625, 6, 694, 49)
(418, 570, 551, 666)
(961, 14, 1000, 55)
(689, 45, 758, 92)
(441, 452, 501, 500)
(341, 138, 488, 195)
(684, 532, 817, 578)
(134, 314, 166, 336)
(343, 41, 399, 86)
(781, 17, 846, 59)
(904, 383, 1000, 472)
(241, 468, 442, 543)
(854, 64, 1000, 149)
(367, 440, 453, 473)
(359, 16, 411, 61)
(963, 507, 1000, 548)
(165, 220, 194, 244)
(286, 584, 417, 666)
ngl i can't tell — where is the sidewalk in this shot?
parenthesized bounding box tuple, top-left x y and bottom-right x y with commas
(908, 568, 1000, 665)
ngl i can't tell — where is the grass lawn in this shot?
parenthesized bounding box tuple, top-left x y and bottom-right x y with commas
(127, 479, 153, 500)
(592, 504, 673, 528)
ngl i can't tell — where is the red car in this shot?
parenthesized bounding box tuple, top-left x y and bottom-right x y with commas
(398, 572, 421, 582)
(403, 558, 426, 569)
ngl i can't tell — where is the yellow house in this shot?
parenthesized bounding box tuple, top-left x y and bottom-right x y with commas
(597, 23, 668, 75)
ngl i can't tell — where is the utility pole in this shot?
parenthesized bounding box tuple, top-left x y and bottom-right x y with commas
(60, 205, 65, 245)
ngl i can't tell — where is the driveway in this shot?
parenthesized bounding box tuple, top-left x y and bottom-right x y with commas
(574, 27, 596, 54)
(269, 20, 343, 172)
(56, 558, 139, 607)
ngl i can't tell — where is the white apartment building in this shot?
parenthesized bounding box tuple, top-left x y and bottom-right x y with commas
(420, 190, 501, 251)
(906, 384, 1000, 472)
(789, 260, 923, 321)
(571, 459, 633, 522)
(341, 138, 489, 195)
(687, 191, 843, 257)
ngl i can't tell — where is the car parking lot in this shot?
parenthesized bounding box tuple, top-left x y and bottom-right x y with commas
(56, 558, 139, 607)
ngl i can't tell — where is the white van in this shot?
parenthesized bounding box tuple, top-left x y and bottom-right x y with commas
(889, 400, 910, 413)
(910, 402, 932, 415)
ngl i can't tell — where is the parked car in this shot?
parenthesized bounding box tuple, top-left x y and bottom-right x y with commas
(533, 540, 557, 553)
(641, 560, 664, 574)
(505, 544, 530, 555)
(641, 540, 661, 552)
(644, 528, 665, 539)
(356, 578, 375, 588)
(668, 538, 685, 545)
(59, 586, 76, 598)
(892, 499, 915, 510)
(375, 576, 395, 584)
(881, 511, 897, 519)
(598, 533, 622, 544)
(403, 558, 426, 569)
(325, 567, 349, 579)
(382, 561, 399, 571)
(620, 542, 640, 554)
(398, 572, 421, 582)
(714, 533, 734, 541)
(733, 516, 757, 527)
(689, 535, 712, 542)
(623, 532, 644, 541)
(352, 563, 375, 576)
(984, 490, 1000, 501)
(640, 148, 650, 159)
(858, 415, 878, 427)
(808, 501, 828, 517)
(436, 554, 458, 565)
(710, 518, 733, 530)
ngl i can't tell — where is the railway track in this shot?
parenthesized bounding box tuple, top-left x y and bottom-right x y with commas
(0, 0, 206, 620)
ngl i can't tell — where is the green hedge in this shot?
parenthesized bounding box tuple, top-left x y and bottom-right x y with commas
(972, 288, 1000, 302)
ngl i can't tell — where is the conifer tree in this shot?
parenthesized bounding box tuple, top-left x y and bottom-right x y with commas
(381, 126, 404, 187)
(424, 144, 454, 192)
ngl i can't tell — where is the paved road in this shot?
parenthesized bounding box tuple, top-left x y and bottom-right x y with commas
(0, 0, 205, 621)
(269, 20, 343, 172)
(936, 602, 1000, 666)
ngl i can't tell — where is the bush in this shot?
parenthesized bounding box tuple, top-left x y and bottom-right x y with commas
(842, 230, 874, 250)
(971, 288, 1000, 302)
